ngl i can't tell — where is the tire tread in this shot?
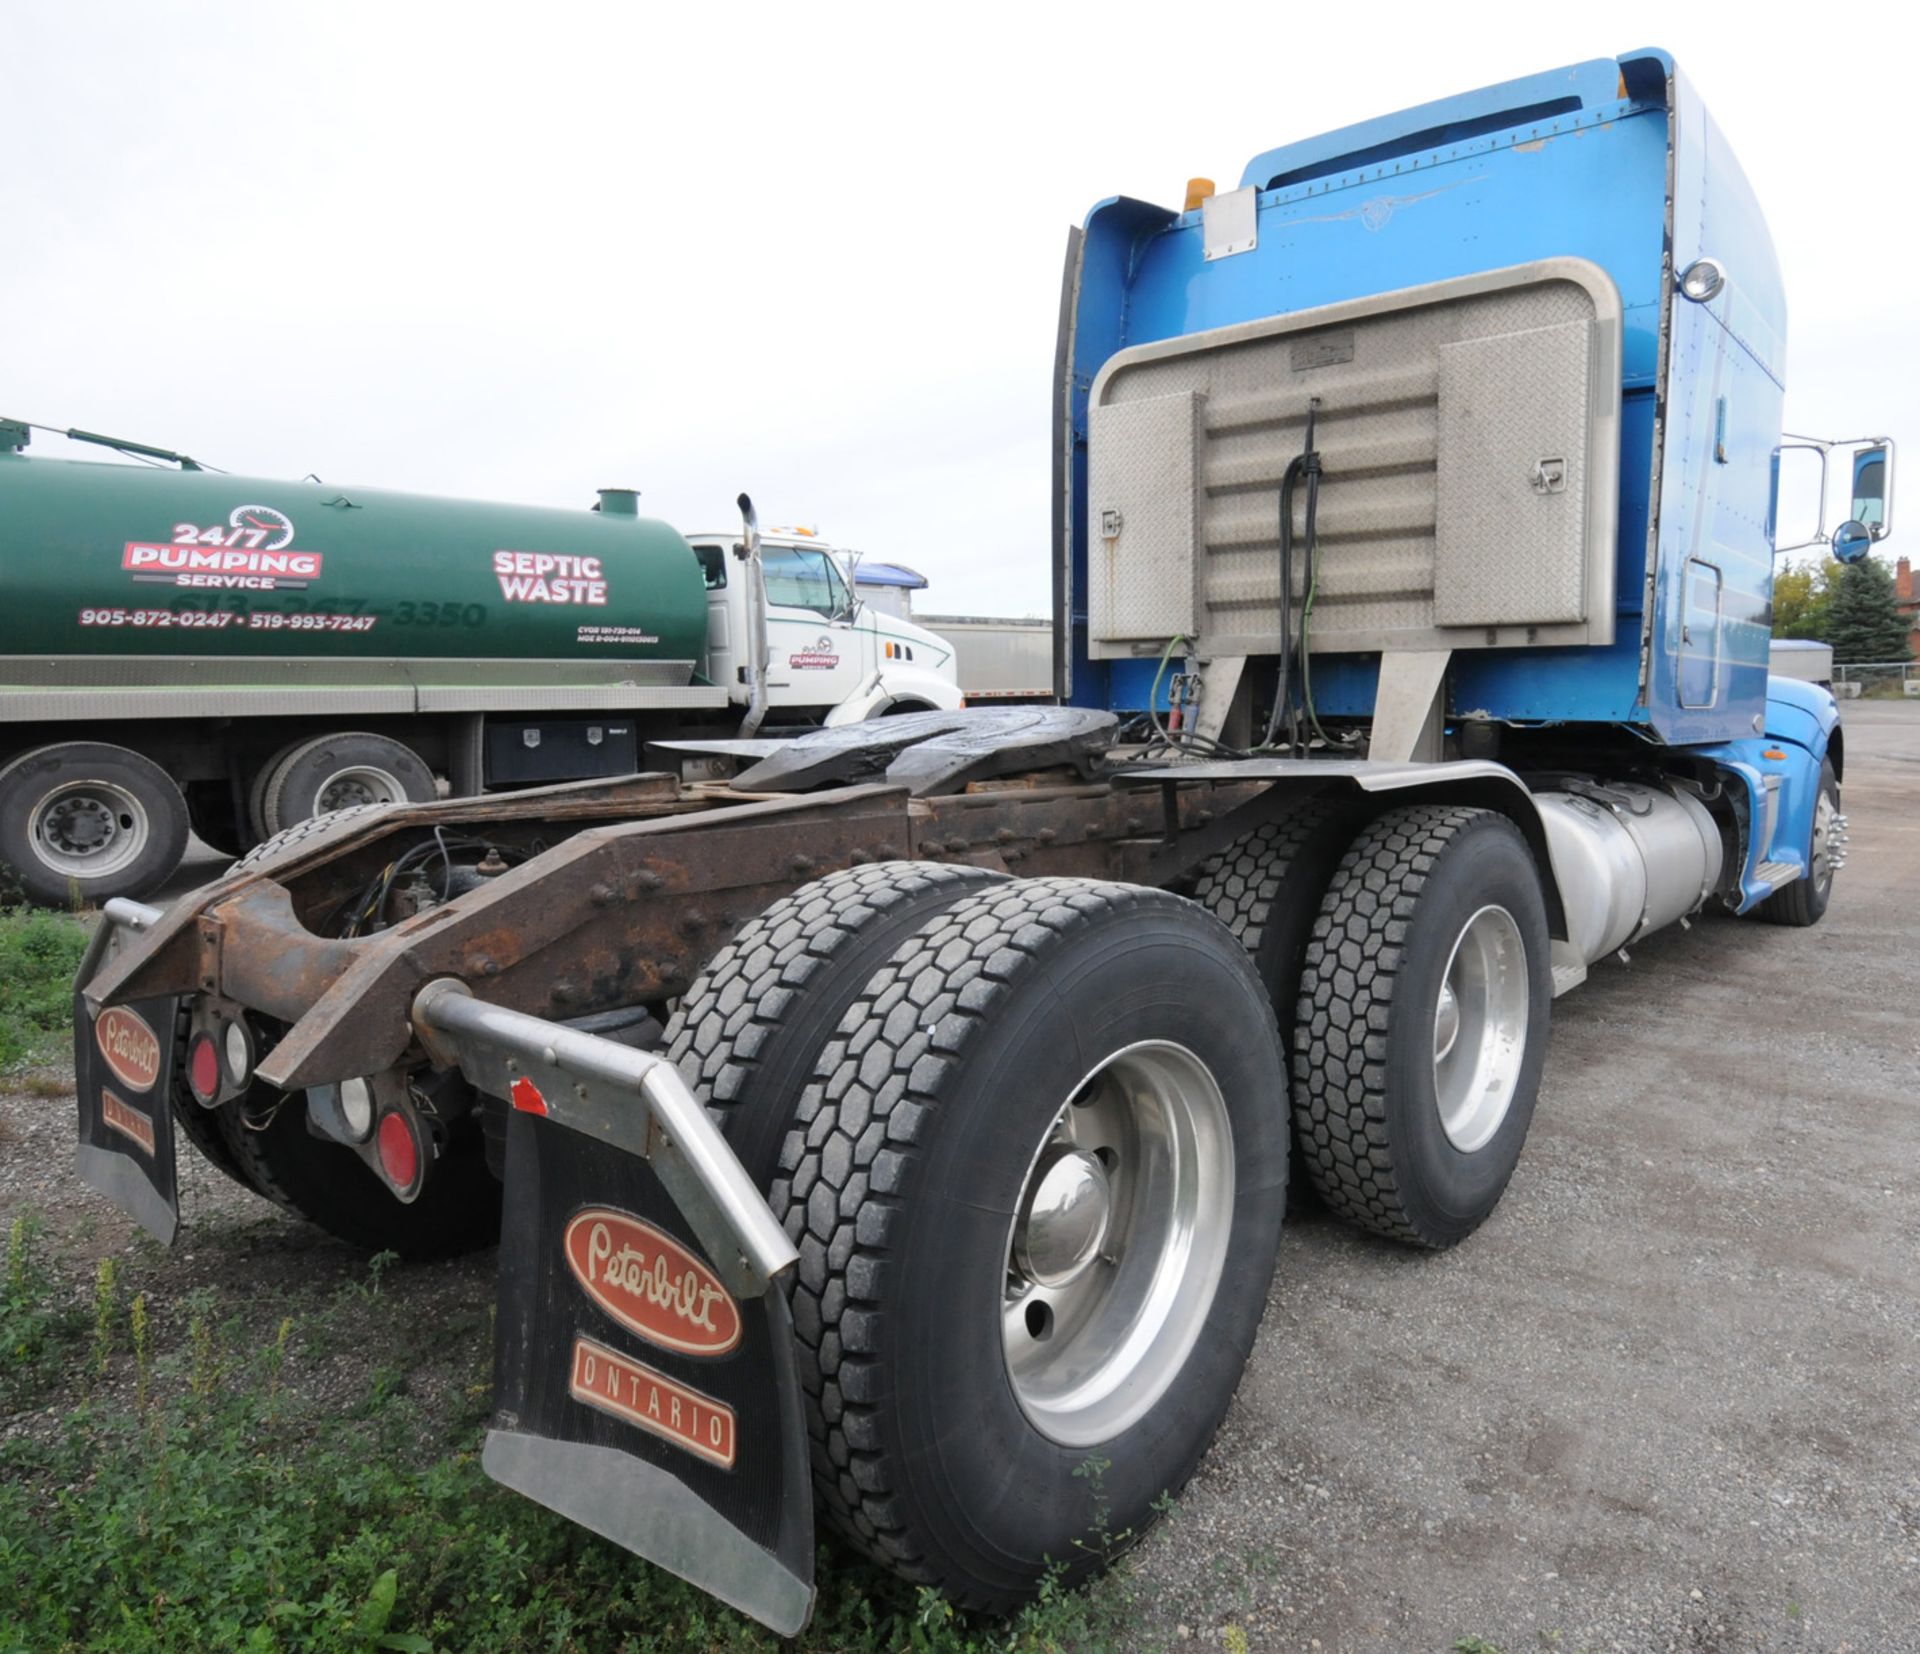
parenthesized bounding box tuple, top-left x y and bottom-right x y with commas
(1292, 804, 1494, 1247)
(770, 877, 1204, 1588)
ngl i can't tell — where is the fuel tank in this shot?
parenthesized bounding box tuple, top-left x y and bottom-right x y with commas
(0, 452, 711, 673)
(1534, 781, 1726, 964)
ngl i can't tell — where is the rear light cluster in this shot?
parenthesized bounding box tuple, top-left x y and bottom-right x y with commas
(376, 1111, 420, 1193)
(338, 1077, 374, 1140)
(185, 1017, 255, 1105)
(307, 1074, 426, 1200)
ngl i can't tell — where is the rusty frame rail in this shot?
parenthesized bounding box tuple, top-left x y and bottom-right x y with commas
(85, 770, 1271, 1092)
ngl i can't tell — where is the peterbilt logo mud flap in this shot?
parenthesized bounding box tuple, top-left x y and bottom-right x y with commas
(488, 1104, 813, 1636)
(72, 994, 180, 1245)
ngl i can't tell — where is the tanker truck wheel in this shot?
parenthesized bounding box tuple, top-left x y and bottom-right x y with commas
(665, 860, 1005, 1187)
(0, 742, 189, 906)
(246, 739, 305, 843)
(259, 732, 436, 838)
(771, 878, 1286, 1610)
(1293, 806, 1551, 1249)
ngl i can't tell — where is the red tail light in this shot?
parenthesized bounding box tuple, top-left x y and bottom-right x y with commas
(375, 1111, 420, 1194)
(186, 1035, 221, 1104)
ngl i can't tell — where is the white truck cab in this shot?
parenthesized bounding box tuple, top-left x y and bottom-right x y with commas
(686, 527, 964, 724)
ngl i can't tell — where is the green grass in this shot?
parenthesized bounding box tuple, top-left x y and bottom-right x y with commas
(0, 907, 89, 1070)
(0, 1216, 1130, 1653)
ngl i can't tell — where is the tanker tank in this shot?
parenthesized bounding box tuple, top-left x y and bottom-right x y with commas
(0, 452, 712, 676)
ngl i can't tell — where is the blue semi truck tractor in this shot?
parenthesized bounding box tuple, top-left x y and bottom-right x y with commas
(66, 50, 1892, 1635)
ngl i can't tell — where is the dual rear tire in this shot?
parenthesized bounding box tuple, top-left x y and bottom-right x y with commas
(249, 731, 435, 841)
(1197, 803, 1553, 1250)
(667, 866, 1287, 1611)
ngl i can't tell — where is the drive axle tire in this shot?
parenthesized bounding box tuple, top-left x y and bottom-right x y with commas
(1293, 805, 1550, 1249)
(1755, 758, 1839, 927)
(664, 861, 1004, 1187)
(1193, 800, 1361, 1204)
(260, 732, 435, 838)
(0, 742, 189, 906)
(215, 1089, 501, 1260)
(772, 878, 1287, 1610)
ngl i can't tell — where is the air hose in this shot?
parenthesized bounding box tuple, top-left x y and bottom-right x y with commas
(1260, 399, 1324, 752)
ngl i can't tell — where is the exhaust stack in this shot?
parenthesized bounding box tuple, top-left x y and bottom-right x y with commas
(735, 492, 771, 738)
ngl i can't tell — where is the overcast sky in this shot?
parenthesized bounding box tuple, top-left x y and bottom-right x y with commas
(5, 3, 1911, 615)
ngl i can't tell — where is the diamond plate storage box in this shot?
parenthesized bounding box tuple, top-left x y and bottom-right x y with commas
(1086, 392, 1205, 646)
(1434, 318, 1596, 628)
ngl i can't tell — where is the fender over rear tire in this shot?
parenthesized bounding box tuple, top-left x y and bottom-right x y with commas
(1293, 805, 1551, 1249)
(0, 742, 189, 906)
(771, 878, 1287, 1610)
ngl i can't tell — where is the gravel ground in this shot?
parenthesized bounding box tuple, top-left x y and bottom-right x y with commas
(5, 703, 1916, 1654)
(1126, 702, 1920, 1654)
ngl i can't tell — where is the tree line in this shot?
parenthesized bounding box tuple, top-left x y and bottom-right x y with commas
(1771, 555, 1913, 663)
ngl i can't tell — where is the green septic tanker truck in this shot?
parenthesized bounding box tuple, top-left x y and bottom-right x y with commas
(0, 421, 962, 904)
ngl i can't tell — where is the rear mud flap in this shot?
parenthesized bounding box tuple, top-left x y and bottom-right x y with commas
(488, 1112, 813, 1634)
(72, 908, 180, 1244)
(408, 982, 814, 1636)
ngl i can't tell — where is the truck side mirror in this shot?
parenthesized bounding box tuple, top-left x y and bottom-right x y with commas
(1851, 445, 1892, 540)
(1831, 519, 1874, 565)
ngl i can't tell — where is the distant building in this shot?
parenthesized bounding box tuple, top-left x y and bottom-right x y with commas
(1896, 557, 1920, 659)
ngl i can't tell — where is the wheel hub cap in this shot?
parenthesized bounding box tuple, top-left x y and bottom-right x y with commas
(315, 765, 405, 813)
(1433, 904, 1529, 1155)
(1012, 1148, 1112, 1289)
(30, 779, 150, 878)
(1811, 790, 1838, 890)
(1000, 1040, 1235, 1448)
(45, 795, 117, 854)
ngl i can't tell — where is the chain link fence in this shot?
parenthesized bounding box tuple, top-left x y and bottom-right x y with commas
(1833, 661, 1920, 699)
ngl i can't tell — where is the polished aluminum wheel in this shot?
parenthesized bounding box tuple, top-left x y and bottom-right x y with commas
(1433, 904, 1530, 1154)
(314, 764, 407, 813)
(30, 778, 150, 880)
(1810, 788, 1840, 895)
(1001, 1040, 1235, 1448)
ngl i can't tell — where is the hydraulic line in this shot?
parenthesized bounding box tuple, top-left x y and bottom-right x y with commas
(1259, 399, 1321, 753)
(1145, 632, 1251, 760)
(1296, 445, 1344, 751)
(1258, 455, 1303, 752)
